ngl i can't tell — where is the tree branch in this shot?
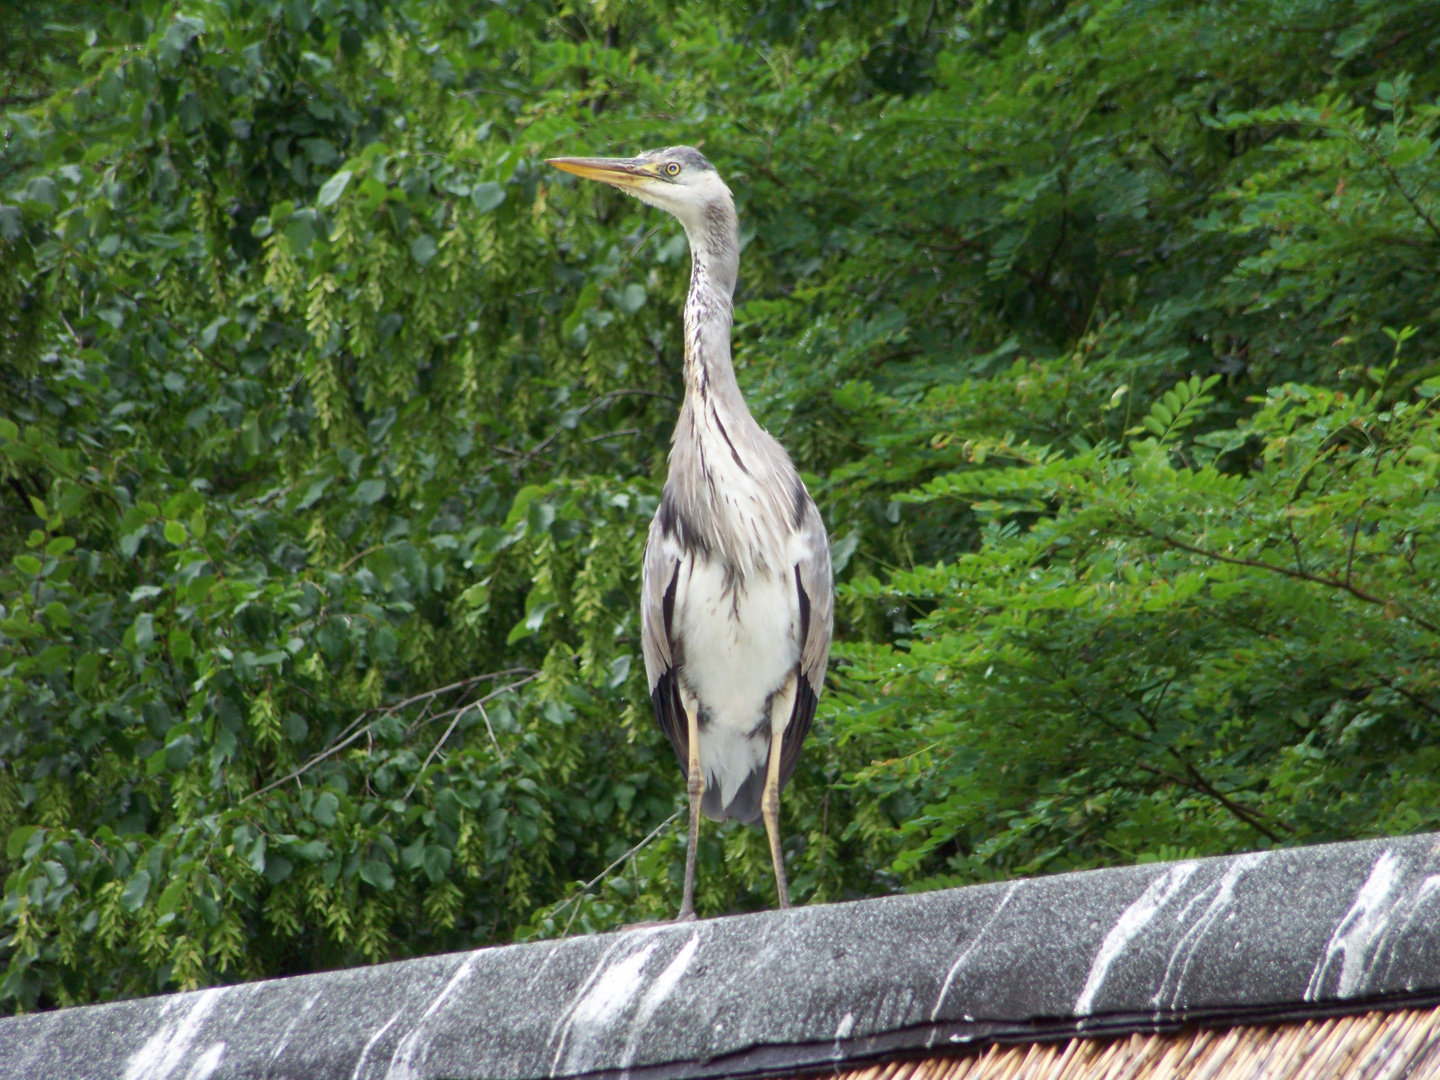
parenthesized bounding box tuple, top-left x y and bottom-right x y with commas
(551, 809, 683, 936)
(243, 670, 537, 801)
(1135, 760, 1288, 841)
(1151, 531, 1439, 634)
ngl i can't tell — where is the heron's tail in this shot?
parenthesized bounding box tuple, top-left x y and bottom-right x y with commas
(702, 765, 764, 824)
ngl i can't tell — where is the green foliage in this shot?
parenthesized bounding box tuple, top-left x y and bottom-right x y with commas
(2, 0, 1438, 1011)
(845, 370, 1440, 886)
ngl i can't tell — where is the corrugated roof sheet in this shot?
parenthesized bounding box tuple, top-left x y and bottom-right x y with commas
(2, 833, 1439, 1079)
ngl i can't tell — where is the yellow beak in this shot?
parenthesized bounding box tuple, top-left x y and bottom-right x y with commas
(546, 156, 659, 190)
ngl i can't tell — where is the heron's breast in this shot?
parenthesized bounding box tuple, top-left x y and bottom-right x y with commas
(673, 557, 800, 735)
(682, 429, 796, 569)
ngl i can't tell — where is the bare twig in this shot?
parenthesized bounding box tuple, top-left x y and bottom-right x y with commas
(57, 311, 84, 348)
(1286, 522, 1308, 577)
(400, 701, 477, 802)
(395, 686, 516, 795)
(484, 388, 671, 476)
(614, 223, 663, 277)
(582, 427, 642, 445)
(553, 810, 683, 936)
(338, 545, 384, 573)
(476, 700, 500, 753)
(243, 670, 536, 801)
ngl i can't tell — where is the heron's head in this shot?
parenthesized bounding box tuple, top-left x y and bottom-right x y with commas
(547, 146, 733, 238)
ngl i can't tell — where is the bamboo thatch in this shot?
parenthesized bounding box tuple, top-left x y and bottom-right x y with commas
(822, 1006, 1440, 1080)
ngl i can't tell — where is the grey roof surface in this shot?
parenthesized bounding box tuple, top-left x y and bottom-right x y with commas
(4, 833, 1440, 1080)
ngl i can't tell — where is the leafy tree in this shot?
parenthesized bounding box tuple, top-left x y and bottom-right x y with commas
(1, 0, 1437, 1011)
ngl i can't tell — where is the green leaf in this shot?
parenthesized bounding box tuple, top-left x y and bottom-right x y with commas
(285, 0, 312, 32)
(156, 879, 187, 916)
(165, 735, 196, 770)
(616, 284, 647, 314)
(168, 627, 194, 660)
(317, 169, 353, 208)
(164, 520, 187, 545)
(422, 845, 452, 883)
(312, 792, 339, 826)
(372, 625, 398, 661)
(73, 652, 102, 692)
(195, 893, 221, 926)
(353, 479, 387, 505)
(120, 870, 152, 913)
(287, 839, 329, 861)
(299, 139, 338, 166)
(471, 182, 506, 212)
(410, 235, 438, 266)
(360, 858, 395, 891)
(6, 826, 40, 860)
(245, 835, 266, 874)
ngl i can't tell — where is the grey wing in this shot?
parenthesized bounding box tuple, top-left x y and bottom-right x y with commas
(641, 514, 688, 770)
(779, 495, 834, 788)
(796, 498, 834, 698)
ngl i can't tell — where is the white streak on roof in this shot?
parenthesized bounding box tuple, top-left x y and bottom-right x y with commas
(620, 933, 702, 1073)
(929, 881, 1021, 1026)
(267, 990, 320, 1063)
(553, 941, 659, 1076)
(122, 986, 227, 1080)
(384, 954, 479, 1080)
(548, 937, 629, 1048)
(1306, 849, 1400, 1001)
(183, 1042, 225, 1080)
(1076, 862, 1198, 1015)
(1379, 874, 1440, 989)
(1152, 851, 1270, 1010)
(352, 1010, 401, 1080)
(832, 1011, 855, 1060)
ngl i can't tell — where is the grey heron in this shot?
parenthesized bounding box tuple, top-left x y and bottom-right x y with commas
(548, 147, 833, 919)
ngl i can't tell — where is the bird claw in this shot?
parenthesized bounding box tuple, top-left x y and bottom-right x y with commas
(674, 907, 697, 923)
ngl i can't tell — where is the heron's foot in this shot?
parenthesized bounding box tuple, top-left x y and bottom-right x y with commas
(674, 906, 697, 923)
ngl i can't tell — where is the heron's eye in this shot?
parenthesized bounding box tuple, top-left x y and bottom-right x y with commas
(665, 162, 681, 176)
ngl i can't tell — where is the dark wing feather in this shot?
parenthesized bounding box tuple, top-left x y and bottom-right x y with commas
(795, 498, 833, 701)
(778, 674, 818, 789)
(651, 668, 688, 771)
(779, 495, 834, 790)
(641, 514, 688, 771)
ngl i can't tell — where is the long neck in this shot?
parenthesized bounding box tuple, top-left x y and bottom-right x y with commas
(681, 202, 742, 405)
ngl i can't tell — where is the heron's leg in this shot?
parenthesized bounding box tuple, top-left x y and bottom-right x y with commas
(677, 691, 704, 922)
(762, 674, 798, 910)
(762, 720, 789, 909)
